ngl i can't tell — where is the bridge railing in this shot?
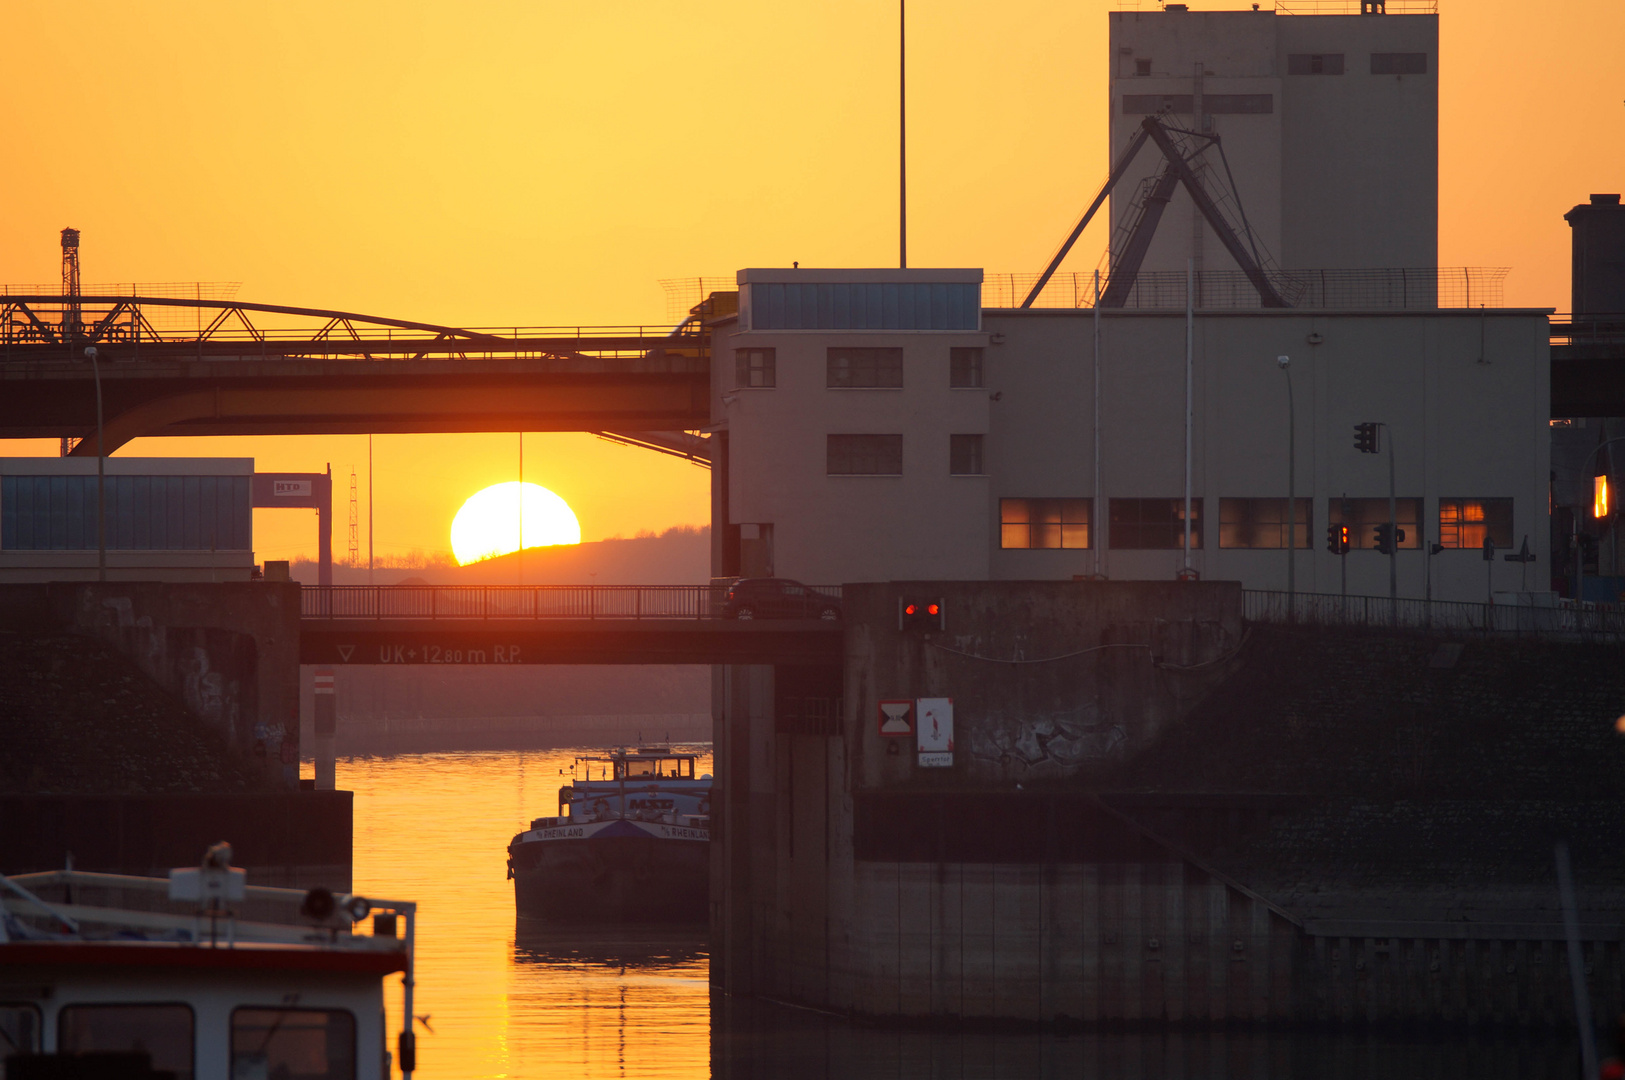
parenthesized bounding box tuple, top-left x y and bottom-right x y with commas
(300, 584, 843, 620)
(1243, 589, 1625, 642)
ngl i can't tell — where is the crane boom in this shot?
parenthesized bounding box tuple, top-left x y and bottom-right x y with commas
(1020, 127, 1152, 308)
(1024, 115, 1287, 310)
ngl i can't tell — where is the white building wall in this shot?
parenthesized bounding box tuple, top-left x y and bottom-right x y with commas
(713, 272, 992, 585)
(1108, 10, 1436, 275)
(715, 287, 1551, 605)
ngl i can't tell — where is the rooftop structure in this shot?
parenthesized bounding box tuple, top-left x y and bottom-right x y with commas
(1109, 5, 1437, 278)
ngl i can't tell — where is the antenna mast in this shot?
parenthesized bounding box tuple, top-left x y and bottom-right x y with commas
(348, 466, 360, 567)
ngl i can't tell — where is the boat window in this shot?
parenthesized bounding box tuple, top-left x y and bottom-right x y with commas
(232, 1008, 357, 1080)
(623, 760, 656, 778)
(0, 1004, 42, 1059)
(59, 1004, 195, 1080)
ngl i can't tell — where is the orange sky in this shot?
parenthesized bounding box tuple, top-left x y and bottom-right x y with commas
(1, 0, 1620, 562)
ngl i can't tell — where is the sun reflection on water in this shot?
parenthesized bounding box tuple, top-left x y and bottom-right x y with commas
(343, 749, 712, 1079)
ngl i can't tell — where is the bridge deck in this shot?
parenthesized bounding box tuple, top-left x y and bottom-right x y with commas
(298, 586, 844, 665)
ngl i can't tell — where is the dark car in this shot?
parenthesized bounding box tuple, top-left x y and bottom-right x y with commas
(722, 578, 841, 621)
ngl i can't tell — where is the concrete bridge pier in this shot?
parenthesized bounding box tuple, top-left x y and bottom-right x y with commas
(313, 667, 337, 790)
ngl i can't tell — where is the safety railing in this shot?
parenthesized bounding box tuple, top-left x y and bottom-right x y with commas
(300, 584, 843, 620)
(985, 267, 1508, 311)
(1243, 589, 1625, 642)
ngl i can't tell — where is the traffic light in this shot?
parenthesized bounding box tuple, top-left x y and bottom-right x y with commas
(1373, 523, 1406, 555)
(901, 597, 944, 631)
(1353, 422, 1380, 455)
(1325, 524, 1350, 555)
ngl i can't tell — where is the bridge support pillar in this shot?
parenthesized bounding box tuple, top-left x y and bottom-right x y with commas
(313, 667, 337, 790)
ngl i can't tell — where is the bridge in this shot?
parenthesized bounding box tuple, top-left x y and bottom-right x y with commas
(0, 294, 715, 455)
(298, 585, 844, 666)
(2, 295, 1621, 455)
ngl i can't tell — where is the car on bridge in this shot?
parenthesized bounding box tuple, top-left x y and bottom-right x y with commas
(722, 579, 841, 621)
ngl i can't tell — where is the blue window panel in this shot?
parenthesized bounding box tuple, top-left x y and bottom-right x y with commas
(233, 477, 250, 548)
(2, 477, 20, 549)
(165, 477, 184, 550)
(61, 476, 81, 551)
(201, 477, 218, 549)
(748, 281, 981, 330)
(130, 477, 150, 550)
(182, 476, 201, 549)
(780, 284, 797, 330)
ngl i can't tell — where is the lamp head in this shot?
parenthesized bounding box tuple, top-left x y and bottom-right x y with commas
(83, 346, 97, 359)
(1276, 354, 1290, 369)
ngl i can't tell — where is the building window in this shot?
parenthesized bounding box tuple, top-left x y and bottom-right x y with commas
(1110, 498, 1202, 550)
(1123, 93, 1273, 115)
(1134, 58, 1152, 77)
(1437, 498, 1513, 549)
(827, 347, 903, 389)
(1328, 497, 1422, 550)
(949, 435, 984, 476)
(1288, 53, 1345, 75)
(232, 1008, 356, 1080)
(1, 474, 252, 551)
(1218, 498, 1312, 549)
(1370, 52, 1427, 75)
(1001, 498, 1091, 549)
(747, 281, 980, 331)
(735, 348, 775, 388)
(60, 1005, 195, 1080)
(827, 434, 902, 475)
(950, 347, 983, 388)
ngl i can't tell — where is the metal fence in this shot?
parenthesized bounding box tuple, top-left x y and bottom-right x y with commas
(300, 584, 842, 620)
(984, 267, 1507, 312)
(1244, 589, 1625, 642)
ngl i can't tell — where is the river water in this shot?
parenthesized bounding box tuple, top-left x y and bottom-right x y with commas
(342, 749, 1585, 1079)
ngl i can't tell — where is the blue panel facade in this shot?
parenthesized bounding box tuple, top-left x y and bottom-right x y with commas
(749, 282, 980, 331)
(0, 475, 252, 550)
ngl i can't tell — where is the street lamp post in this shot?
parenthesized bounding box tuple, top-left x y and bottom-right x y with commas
(1278, 355, 1294, 618)
(84, 346, 106, 582)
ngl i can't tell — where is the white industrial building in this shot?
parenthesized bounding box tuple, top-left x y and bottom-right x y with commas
(1108, 4, 1437, 276)
(709, 271, 1550, 605)
(705, 4, 1550, 608)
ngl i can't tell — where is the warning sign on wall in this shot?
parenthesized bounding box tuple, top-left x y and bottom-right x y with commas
(877, 699, 914, 738)
(916, 697, 953, 767)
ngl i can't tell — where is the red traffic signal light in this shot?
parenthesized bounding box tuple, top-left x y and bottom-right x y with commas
(900, 597, 944, 631)
(1325, 524, 1350, 555)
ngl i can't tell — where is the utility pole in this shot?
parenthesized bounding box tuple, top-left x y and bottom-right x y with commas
(1386, 423, 1398, 621)
(1278, 354, 1294, 617)
(1093, 269, 1103, 578)
(1182, 258, 1194, 578)
(367, 435, 374, 586)
(899, 0, 907, 270)
(86, 346, 105, 582)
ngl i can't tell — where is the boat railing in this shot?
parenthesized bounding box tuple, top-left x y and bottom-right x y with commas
(1, 868, 414, 952)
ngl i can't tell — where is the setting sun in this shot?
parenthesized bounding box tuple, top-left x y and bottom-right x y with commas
(450, 481, 581, 566)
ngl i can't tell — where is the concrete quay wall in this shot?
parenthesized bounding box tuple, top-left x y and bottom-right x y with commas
(712, 581, 1625, 1028)
(0, 581, 301, 788)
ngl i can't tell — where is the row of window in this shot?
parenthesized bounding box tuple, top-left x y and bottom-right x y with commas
(0, 1002, 355, 1080)
(827, 434, 984, 476)
(735, 347, 984, 390)
(1, 475, 253, 551)
(1128, 52, 1426, 78)
(999, 497, 1514, 551)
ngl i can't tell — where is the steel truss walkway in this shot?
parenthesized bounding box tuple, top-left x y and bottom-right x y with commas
(298, 585, 843, 666)
(0, 294, 715, 453)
